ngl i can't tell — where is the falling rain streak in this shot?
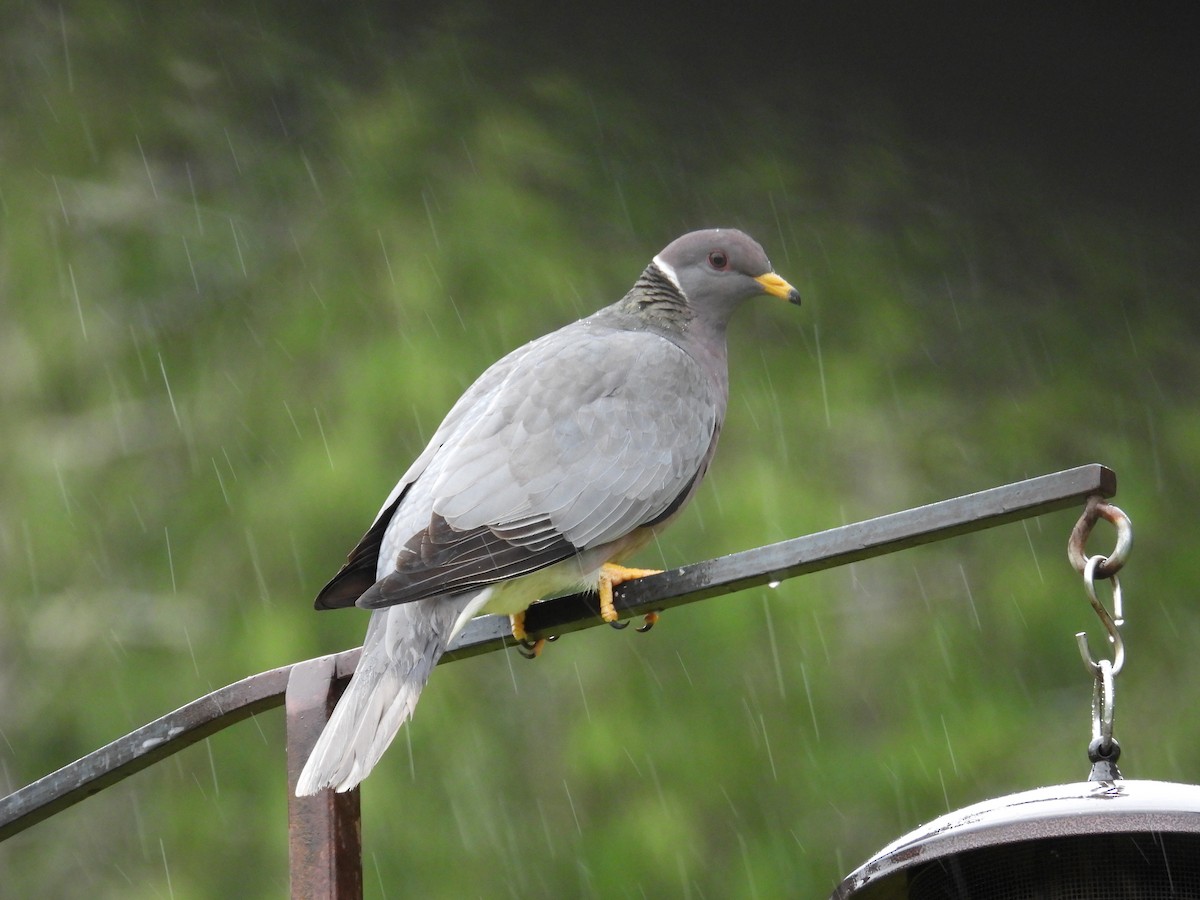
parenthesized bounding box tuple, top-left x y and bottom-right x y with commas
(157, 353, 182, 430)
(67, 263, 86, 340)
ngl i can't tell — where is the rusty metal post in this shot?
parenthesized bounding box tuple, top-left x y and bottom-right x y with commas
(286, 654, 363, 899)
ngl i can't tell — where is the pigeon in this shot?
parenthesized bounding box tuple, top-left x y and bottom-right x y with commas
(296, 228, 800, 795)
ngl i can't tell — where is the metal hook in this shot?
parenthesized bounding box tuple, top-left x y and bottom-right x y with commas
(1075, 554, 1125, 677)
(1091, 657, 1116, 747)
(1087, 657, 1122, 780)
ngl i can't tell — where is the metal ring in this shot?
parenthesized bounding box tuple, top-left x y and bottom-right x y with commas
(1088, 735, 1121, 764)
(1068, 496, 1133, 578)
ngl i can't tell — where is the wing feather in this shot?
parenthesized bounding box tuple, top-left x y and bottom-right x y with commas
(348, 322, 723, 609)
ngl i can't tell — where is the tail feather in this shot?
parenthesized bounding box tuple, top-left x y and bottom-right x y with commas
(295, 594, 472, 795)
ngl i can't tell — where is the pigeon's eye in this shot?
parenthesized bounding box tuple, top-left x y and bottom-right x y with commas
(707, 250, 730, 271)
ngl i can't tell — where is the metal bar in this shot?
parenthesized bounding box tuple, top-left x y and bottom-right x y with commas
(0, 650, 364, 843)
(0, 661, 292, 842)
(0, 463, 1115, 842)
(447, 463, 1117, 652)
(286, 655, 364, 899)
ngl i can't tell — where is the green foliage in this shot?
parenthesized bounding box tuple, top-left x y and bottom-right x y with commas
(2, 4, 1198, 897)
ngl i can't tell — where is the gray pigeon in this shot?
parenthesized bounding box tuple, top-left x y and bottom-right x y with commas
(296, 228, 800, 795)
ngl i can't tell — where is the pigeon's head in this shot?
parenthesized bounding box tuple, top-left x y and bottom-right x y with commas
(652, 229, 801, 325)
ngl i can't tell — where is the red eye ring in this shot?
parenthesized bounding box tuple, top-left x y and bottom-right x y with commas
(707, 250, 730, 270)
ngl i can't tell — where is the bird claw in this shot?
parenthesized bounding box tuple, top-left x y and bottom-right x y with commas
(609, 611, 661, 632)
(636, 611, 661, 633)
(517, 638, 546, 659)
(514, 629, 558, 659)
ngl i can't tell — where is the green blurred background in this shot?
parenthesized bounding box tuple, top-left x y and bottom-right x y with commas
(2, 2, 1197, 896)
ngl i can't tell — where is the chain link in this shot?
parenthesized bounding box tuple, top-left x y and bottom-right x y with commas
(1068, 495, 1132, 578)
(1069, 495, 1133, 771)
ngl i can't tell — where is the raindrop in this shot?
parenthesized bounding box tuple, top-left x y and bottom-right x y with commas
(800, 661, 820, 740)
(21, 520, 40, 596)
(204, 737, 219, 796)
(68, 263, 86, 340)
(181, 235, 200, 293)
(573, 660, 591, 722)
(164, 526, 177, 594)
(736, 831, 758, 897)
(313, 407, 334, 470)
(157, 353, 182, 430)
(158, 837, 175, 899)
(223, 127, 241, 174)
(941, 714, 959, 776)
(378, 230, 396, 287)
(759, 713, 778, 781)
(220, 446, 238, 481)
(244, 529, 271, 605)
(52, 459, 73, 519)
(186, 162, 202, 234)
(1020, 519, 1044, 583)
(761, 594, 785, 699)
(447, 293, 466, 332)
(959, 563, 981, 629)
(944, 273, 963, 331)
(282, 400, 302, 438)
(211, 458, 231, 507)
(299, 150, 321, 199)
(814, 321, 831, 428)
(421, 188, 440, 250)
(562, 779, 582, 835)
(183, 624, 199, 677)
(58, 6, 74, 92)
(674, 650, 694, 687)
(52, 175, 70, 223)
(136, 135, 159, 199)
(371, 852, 388, 898)
(535, 798, 556, 860)
(230, 219, 247, 276)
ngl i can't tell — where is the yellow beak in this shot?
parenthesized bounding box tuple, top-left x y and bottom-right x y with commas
(755, 272, 802, 305)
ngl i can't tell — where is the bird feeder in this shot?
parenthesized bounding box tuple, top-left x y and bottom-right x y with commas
(832, 501, 1200, 900)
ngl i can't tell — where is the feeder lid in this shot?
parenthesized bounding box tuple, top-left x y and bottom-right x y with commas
(832, 780, 1200, 899)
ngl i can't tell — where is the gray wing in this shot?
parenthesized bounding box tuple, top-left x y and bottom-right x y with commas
(355, 322, 723, 609)
(313, 337, 550, 609)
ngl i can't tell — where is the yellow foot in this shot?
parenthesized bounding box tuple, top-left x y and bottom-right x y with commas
(510, 612, 545, 659)
(510, 611, 528, 642)
(598, 563, 663, 624)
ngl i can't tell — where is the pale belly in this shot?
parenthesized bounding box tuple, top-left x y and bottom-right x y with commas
(478, 551, 606, 616)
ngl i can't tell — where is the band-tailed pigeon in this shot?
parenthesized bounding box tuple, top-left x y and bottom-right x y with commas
(296, 228, 800, 795)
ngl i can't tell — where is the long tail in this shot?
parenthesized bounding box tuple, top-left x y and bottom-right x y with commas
(295, 593, 474, 795)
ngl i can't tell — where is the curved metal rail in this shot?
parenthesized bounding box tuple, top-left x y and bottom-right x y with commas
(0, 464, 1117, 896)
